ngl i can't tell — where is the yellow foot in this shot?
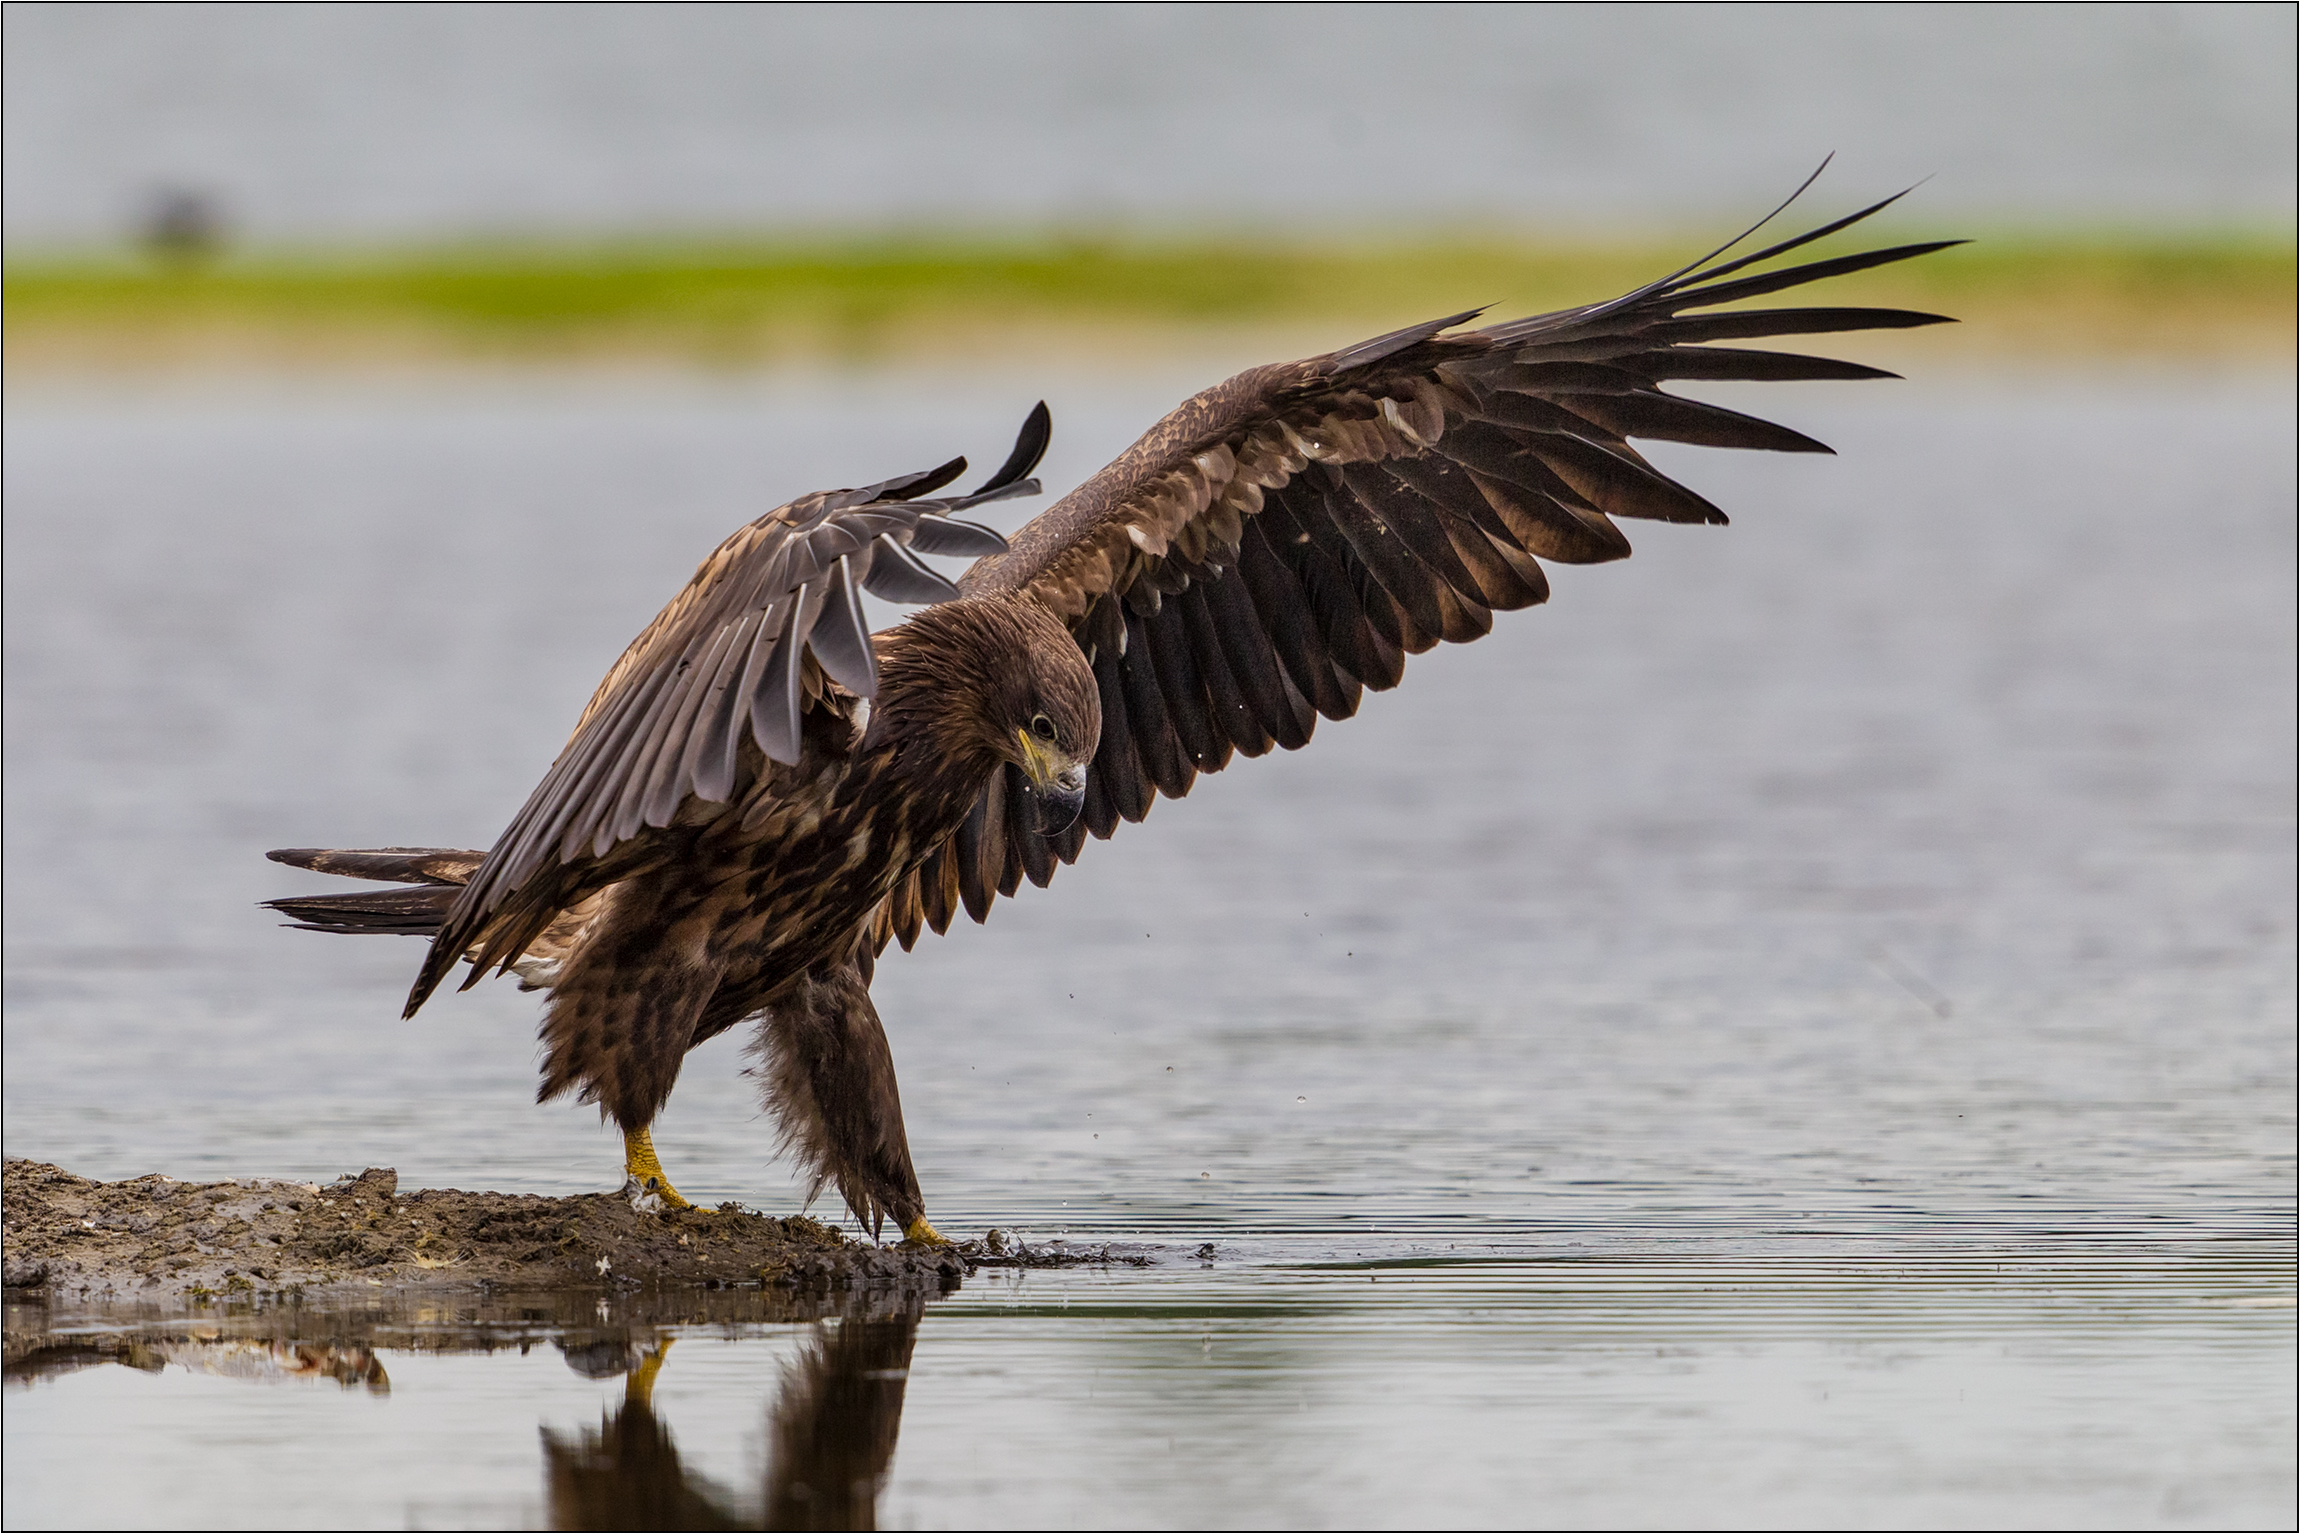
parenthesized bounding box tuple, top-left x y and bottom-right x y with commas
(625, 1338, 673, 1409)
(621, 1126, 693, 1213)
(902, 1216, 950, 1247)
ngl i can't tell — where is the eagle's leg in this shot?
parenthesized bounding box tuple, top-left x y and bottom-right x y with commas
(622, 1126, 693, 1212)
(536, 943, 719, 1215)
(750, 963, 941, 1245)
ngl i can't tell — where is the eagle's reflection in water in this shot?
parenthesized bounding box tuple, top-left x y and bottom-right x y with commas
(542, 1299, 921, 1532)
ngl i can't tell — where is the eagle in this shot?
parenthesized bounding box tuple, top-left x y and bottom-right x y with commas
(266, 184, 1954, 1244)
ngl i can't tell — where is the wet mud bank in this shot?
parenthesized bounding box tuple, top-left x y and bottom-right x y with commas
(0, 1160, 1085, 1303)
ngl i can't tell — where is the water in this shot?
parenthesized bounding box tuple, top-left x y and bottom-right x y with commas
(8, 1242, 2293, 1530)
(5, 6, 2293, 244)
(4, 366, 2293, 1526)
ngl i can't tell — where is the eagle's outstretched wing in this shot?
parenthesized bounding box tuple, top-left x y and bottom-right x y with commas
(405, 406, 1052, 1015)
(875, 189, 1957, 947)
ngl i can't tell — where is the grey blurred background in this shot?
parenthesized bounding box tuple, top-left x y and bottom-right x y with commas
(6, 2, 2293, 248)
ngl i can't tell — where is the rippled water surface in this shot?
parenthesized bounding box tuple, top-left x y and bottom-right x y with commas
(5, 368, 2293, 1527)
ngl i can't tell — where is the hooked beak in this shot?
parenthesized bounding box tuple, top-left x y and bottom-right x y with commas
(1015, 731, 1087, 836)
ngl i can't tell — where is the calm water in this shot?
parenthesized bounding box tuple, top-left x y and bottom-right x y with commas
(7, 1241, 2293, 1531)
(4, 367, 2293, 1527)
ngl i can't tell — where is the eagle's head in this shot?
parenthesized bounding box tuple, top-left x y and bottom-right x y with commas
(974, 599, 1098, 835)
(877, 595, 1100, 835)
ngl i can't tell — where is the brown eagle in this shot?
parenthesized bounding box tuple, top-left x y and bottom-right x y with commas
(266, 186, 1954, 1243)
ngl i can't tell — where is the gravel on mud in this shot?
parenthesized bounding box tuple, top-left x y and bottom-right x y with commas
(1, 1160, 973, 1302)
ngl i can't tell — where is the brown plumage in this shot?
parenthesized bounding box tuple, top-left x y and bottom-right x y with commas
(267, 183, 1956, 1239)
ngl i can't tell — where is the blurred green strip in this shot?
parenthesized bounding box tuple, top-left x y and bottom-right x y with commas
(6, 232, 2291, 361)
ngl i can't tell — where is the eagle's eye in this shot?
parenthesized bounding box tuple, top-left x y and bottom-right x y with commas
(1029, 713, 1059, 744)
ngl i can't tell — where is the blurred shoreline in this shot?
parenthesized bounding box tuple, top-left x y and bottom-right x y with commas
(7, 230, 2291, 384)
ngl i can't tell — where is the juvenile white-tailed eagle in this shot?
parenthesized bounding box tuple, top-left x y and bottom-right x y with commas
(268, 187, 1954, 1242)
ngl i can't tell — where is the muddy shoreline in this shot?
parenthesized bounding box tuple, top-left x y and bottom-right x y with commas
(1, 1160, 1148, 1306)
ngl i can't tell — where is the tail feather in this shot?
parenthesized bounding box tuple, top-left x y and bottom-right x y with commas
(263, 846, 485, 938)
(266, 885, 460, 936)
(266, 846, 483, 886)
